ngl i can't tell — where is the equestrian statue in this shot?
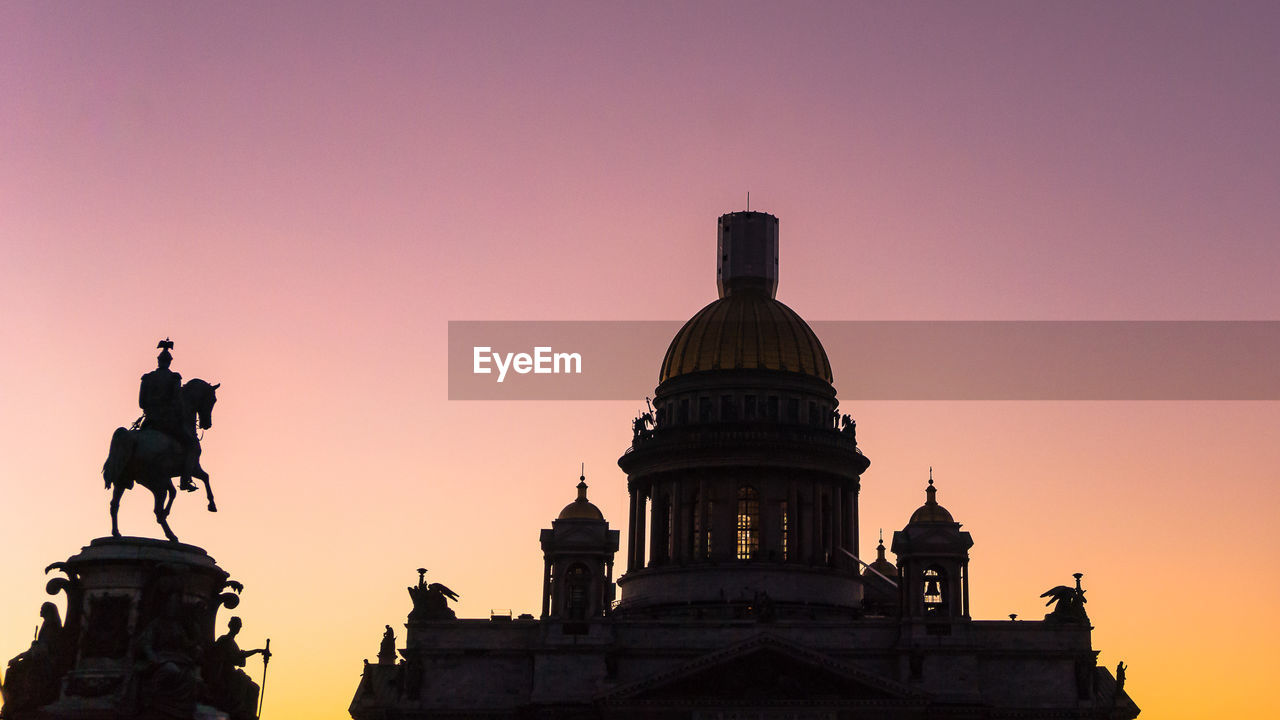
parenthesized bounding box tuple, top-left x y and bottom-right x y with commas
(102, 339, 220, 542)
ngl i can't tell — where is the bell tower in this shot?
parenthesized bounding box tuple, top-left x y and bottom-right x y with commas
(539, 472, 619, 624)
(891, 470, 974, 620)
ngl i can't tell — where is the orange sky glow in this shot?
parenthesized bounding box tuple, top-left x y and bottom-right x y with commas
(2, 2, 1279, 718)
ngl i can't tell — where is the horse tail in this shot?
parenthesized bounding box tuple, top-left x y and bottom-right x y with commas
(103, 427, 134, 490)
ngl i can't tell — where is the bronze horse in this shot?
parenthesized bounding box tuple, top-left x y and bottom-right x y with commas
(102, 379, 219, 542)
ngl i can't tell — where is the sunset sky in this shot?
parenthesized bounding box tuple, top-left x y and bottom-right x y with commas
(2, 1, 1279, 717)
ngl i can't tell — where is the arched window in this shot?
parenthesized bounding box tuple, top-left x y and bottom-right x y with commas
(704, 500, 714, 557)
(688, 491, 700, 558)
(779, 500, 789, 561)
(565, 564, 590, 620)
(923, 566, 946, 616)
(737, 486, 760, 560)
(794, 492, 803, 561)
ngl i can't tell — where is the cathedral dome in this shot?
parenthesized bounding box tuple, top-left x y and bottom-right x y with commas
(557, 478, 604, 520)
(659, 292, 832, 384)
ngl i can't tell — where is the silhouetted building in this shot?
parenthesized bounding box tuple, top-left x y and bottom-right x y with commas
(350, 212, 1140, 719)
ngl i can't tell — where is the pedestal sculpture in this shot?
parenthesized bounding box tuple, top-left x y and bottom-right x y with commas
(2, 340, 269, 720)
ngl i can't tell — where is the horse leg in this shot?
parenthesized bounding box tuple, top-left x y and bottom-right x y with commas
(154, 484, 178, 543)
(110, 484, 124, 538)
(194, 465, 216, 512)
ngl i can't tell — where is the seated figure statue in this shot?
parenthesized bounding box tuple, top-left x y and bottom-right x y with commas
(204, 617, 269, 720)
(135, 590, 201, 717)
(2, 603, 63, 712)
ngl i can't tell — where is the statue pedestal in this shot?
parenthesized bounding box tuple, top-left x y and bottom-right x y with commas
(3, 537, 245, 720)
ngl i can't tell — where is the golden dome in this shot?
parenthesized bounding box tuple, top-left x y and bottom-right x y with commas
(659, 291, 832, 384)
(558, 478, 604, 521)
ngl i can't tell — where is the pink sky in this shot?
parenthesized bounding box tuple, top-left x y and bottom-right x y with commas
(2, 2, 1278, 717)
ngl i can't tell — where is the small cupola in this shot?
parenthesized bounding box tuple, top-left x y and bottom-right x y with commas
(539, 468, 620, 626)
(558, 476, 604, 520)
(892, 468, 974, 621)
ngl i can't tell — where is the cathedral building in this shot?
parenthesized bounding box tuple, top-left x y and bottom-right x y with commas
(350, 212, 1140, 719)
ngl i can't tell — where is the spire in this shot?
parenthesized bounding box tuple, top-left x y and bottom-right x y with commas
(876, 529, 887, 562)
(577, 464, 588, 502)
(925, 467, 937, 505)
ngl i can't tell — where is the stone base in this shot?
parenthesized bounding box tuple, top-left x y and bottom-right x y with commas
(2, 537, 250, 720)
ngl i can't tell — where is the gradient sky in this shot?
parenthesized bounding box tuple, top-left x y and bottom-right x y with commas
(2, 2, 1279, 717)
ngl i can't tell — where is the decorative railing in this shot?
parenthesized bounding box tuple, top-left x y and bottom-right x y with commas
(625, 422, 863, 456)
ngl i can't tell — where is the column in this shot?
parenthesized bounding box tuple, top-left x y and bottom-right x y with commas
(717, 483, 736, 561)
(635, 487, 648, 568)
(649, 487, 662, 564)
(541, 559, 552, 618)
(671, 481, 685, 565)
(696, 477, 706, 560)
(850, 479, 860, 562)
(627, 489, 639, 571)
(834, 484, 844, 557)
(809, 479, 821, 565)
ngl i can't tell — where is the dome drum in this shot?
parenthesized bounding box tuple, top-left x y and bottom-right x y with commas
(620, 426, 868, 480)
(650, 369, 838, 432)
(617, 461, 865, 612)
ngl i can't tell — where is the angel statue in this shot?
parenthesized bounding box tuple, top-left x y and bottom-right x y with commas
(408, 568, 460, 621)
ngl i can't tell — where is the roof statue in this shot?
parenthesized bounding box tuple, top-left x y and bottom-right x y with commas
(102, 339, 220, 542)
(377, 626, 397, 665)
(1041, 572, 1091, 625)
(407, 568, 460, 622)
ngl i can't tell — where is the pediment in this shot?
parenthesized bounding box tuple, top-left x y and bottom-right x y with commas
(600, 633, 925, 705)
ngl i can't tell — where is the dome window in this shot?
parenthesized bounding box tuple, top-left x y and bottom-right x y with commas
(737, 487, 760, 560)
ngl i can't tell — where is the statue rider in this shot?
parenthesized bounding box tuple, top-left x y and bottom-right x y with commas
(139, 339, 198, 491)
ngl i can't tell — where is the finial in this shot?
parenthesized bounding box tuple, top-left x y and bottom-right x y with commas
(878, 528, 883, 544)
(576, 464, 588, 500)
(929, 466, 933, 485)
